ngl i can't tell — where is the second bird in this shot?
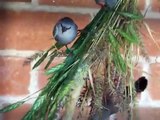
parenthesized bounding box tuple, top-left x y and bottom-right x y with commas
(95, 0, 118, 8)
(53, 17, 78, 45)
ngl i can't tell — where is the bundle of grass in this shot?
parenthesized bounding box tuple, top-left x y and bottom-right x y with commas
(0, 0, 148, 120)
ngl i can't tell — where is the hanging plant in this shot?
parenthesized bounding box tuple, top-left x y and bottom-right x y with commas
(0, 0, 149, 119)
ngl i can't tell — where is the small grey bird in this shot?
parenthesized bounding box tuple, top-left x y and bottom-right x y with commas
(53, 17, 78, 45)
(95, 0, 118, 8)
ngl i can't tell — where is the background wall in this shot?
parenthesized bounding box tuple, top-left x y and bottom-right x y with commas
(0, 0, 160, 120)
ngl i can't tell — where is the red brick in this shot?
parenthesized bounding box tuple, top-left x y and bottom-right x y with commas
(38, 71, 48, 89)
(140, 19, 160, 56)
(0, 10, 90, 50)
(136, 107, 160, 120)
(38, 57, 65, 89)
(0, 0, 31, 2)
(39, 0, 145, 10)
(2, 104, 31, 120)
(137, 0, 146, 10)
(149, 63, 160, 100)
(39, 0, 98, 8)
(0, 57, 30, 95)
(152, 0, 160, 12)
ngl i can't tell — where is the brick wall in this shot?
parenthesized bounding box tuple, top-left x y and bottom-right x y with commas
(0, 0, 160, 120)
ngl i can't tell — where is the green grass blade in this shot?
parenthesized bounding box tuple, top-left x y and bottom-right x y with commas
(46, 63, 65, 75)
(0, 101, 25, 113)
(32, 52, 48, 69)
(44, 52, 57, 69)
(128, 23, 140, 43)
(108, 32, 119, 47)
(117, 29, 138, 43)
(118, 11, 143, 20)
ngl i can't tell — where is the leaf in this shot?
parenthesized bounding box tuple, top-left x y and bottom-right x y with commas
(32, 45, 57, 69)
(118, 12, 143, 20)
(117, 29, 138, 43)
(112, 52, 126, 73)
(22, 95, 47, 120)
(44, 56, 55, 70)
(47, 46, 54, 51)
(44, 52, 57, 69)
(32, 52, 48, 69)
(128, 23, 139, 43)
(46, 63, 65, 75)
(117, 54, 127, 72)
(108, 32, 119, 48)
(0, 101, 25, 113)
(31, 95, 46, 111)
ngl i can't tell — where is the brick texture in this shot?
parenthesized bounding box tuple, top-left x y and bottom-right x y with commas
(0, 10, 90, 50)
(140, 19, 160, 56)
(136, 108, 160, 120)
(152, 0, 160, 12)
(0, 57, 30, 95)
(137, 0, 146, 10)
(39, 0, 98, 8)
(38, 71, 48, 89)
(0, 0, 31, 2)
(39, 0, 145, 10)
(149, 63, 160, 100)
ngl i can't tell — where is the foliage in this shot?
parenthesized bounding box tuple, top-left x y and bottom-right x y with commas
(0, 0, 146, 120)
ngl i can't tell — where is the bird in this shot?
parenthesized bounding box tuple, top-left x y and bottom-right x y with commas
(95, 0, 106, 7)
(95, 0, 118, 8)
(134, 76, 148, 93)
(53, 17, 78, 47)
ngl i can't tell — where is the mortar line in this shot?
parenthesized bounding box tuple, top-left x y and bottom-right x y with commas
(0, 2, 99, 14)
(0, 95, 36, 104)
(28, 61, 39, 94)
(1, 50, 160, 63)
(0, 2, 160, 19)
(31, 0, 39, 6)
(0, 49, 37, 58)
